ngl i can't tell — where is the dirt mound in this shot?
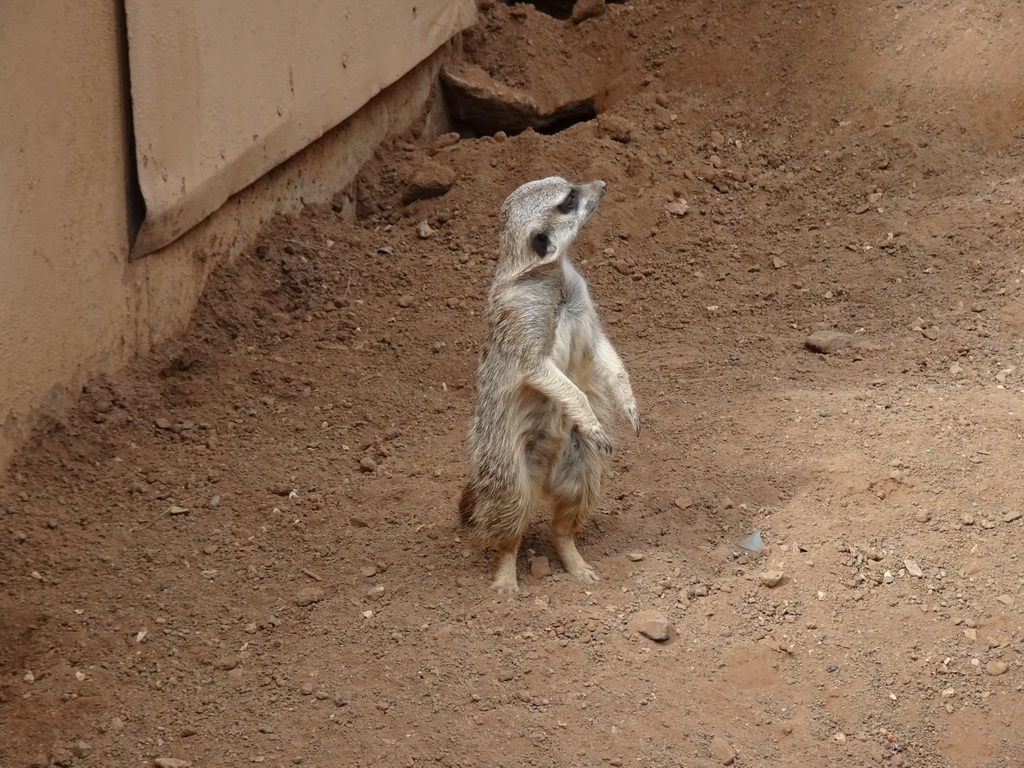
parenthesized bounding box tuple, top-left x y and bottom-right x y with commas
(3, 1, 1024, 766)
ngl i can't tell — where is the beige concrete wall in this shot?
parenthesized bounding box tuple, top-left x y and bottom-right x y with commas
(0, 1, 473, 475)
(126, 0, 476, 257)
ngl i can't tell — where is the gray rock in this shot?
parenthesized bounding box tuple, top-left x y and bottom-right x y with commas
(628, 609, 671, 641)
(805, 330, 855, 354)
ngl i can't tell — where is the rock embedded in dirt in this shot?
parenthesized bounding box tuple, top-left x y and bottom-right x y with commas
(674, 496, 693, 510)
(805, 330, 855, 354)
(986, 661, 1009, 676)
(628, 609, 672, 641)
(155, 418, 172, 430)
(530, 556, 553, 579)
(710, 735, 737, 765)
(440, 64, 541, 136)
(295, 587, 325, 607)
(759, 571, 785, 588)
(397, 294, 415, 308)
(904, 559, 924, 577)
(359, 456, 377, 473)
(596, 113, 633, 143)
(153, 760, 191, 768)
(572, 0, 606, 24)
(73, 742, 92, 759)
(627, 552, 644, 561)
(402, 161, 456, 204)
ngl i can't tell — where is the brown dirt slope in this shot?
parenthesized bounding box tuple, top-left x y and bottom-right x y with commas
(2, 1, 1024, 766)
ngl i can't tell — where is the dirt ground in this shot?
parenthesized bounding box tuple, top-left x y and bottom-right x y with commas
(3, 1, 1024, 766)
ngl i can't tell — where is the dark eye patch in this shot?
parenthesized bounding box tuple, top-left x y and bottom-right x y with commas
(530, 232, 551, 257)
(557, 187, 579, 214)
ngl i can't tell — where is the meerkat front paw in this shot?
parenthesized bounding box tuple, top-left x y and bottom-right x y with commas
(585, 425, 614, 454)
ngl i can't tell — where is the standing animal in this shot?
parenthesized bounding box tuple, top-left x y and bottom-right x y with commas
(459, 176, 641, 594)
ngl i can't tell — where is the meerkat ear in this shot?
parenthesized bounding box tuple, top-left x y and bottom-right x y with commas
(529, 232, 551, 258)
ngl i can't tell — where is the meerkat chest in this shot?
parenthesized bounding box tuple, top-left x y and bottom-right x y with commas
(550, 299, 594, 374)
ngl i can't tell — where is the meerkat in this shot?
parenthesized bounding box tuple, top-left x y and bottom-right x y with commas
(459, 175, 641, 595)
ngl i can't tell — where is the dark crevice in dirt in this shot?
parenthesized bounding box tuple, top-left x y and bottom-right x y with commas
(534, 98, 598, 135)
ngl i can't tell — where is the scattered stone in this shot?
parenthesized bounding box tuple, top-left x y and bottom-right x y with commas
(155, 418, 172, 430)
(772, 256, 788, 269)
(416, 221, 434, 239)
(628, 609, 672, 641)
(300, 681, 315, 695)
(689, 583, 710, 598)
(626, 552, 645, 562)
(1002, 511, 1021, 523)
(213, 655, 238, 671)
(805, 330, 855, 354)
(883, 570, 894, 584)
(986, 661, 1009, 676)
(571, 0, 606, 24)
(295, 587, 325, 607)
(915, 509, 932, 523)
(664, 200, 689, 217)
(596, 113, 633, 143)
(73, 742, 92, 759)
(904, 559, 924, 577)
(402, 161, 457, 204)
(497, 669, 514, 682)
(737, 530, 763, 553)
(759, 571, 785, 588)
(361, 566, 377, 578)
(674, 497, 693, 510)
(153, 760, 191, 768)
(397, 294, 415, 308)
(709, 735, 737, 765)
(207, 495, 220, 509)
(949, 363, 964, 375)
(996, 594, 1014, 606)
(530, 556, 553, 579)
(359, 456, 377, 473)
(168, 505, 189, 516)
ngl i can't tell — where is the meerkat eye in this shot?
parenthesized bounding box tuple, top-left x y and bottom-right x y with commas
(530, 232, 551, 258)
(557, 187, 579, 214)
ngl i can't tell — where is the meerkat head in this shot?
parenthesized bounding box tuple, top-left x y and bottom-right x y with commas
(498, 176, 606, 272)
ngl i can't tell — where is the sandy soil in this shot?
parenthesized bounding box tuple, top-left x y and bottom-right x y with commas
(3, 1, 1024, 766)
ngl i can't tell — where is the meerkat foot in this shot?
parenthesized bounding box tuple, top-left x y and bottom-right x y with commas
(627, 404, 642, 437)
(489, 546, 521, 595)
(554, 535, 599, 582)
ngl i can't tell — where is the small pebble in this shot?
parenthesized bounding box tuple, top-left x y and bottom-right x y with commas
(904, 559, 924, 578)
(530, 556, 553, 579)
(359, 456, 377, 473)
(627, 552, 645, 562)
(759, 571, 785, 588)
(986, 661, 1009, 676)
(709, 735, 737, 765)
(295, 587, 325, 607)
(628, 609, 672, 642)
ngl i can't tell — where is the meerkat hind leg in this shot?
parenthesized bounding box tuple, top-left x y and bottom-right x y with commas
(549, 437, 603, 582)
(490, 536, 523, 594)
(551, 514, 599, 582)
